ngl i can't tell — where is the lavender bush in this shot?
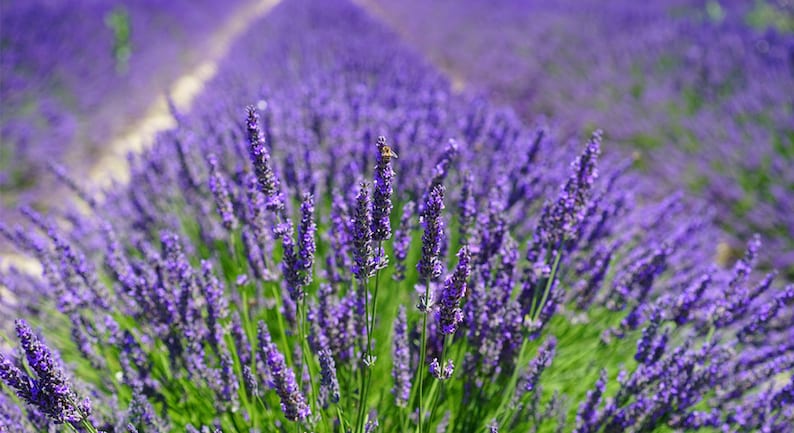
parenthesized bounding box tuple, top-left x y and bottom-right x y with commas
(370, 0, 794, 276)
(1, 0, 792, 432)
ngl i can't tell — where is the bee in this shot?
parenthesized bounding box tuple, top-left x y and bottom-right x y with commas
(377, 136, 399, 162)
(380, 144, 399, 162)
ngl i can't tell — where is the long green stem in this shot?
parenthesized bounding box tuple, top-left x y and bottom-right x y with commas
(355, 277, 370, 433)
(269, 282, 294, 366)
(357, 240, 384, 433)
(529, 251, 562, 322)
(298, 299, 320, 428)
(416, 279, 432, 433)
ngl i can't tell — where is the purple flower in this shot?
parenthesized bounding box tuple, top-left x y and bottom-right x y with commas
(298, 193, 316, 287)
(280, 222, 305, 303)
(0, 320, 87, 424)
(574, 369, 607, 433)
(429, 358, 454, 380)
(200, 260, 227, 352)
(418, 183, 445, 282)
(458, 171, 477, 245)
(217, 352, 239, 409)
(246, 106, 284, 214)
(207, 153, 237, 231)
(352, 182, 375, 282)
(243, 365, 258, 398)
(0, 392, 26, 433)
(372, 136, 395, 241)
(521, 336, 557, 394)
(536, 131, 602, 249)
(635, 305, 663, 364)
(392, 201, 415, 281)
(392, 306, 412, 407)
(318, 349, 340, 407)
(437, 245, 471, 335)
(257, 321, 310, 421)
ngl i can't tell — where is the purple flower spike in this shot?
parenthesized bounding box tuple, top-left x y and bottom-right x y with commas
(352, 181, 375, 282)
(437, 245, 472, 335)
(280, 222, 304, 303)
(429, 358, 454, 380)
(257, 321, 311, 421)
(0, 320, 87, 424)
(536, 131, 602, 249)
(393, 201, 415, 281)
(418, 183, 445, 282)
(372, 136, 395, 242)
(522, 336, 557, 394)
(318, 349, 340, 407)
(298, 193, 317, 287)
(207, 153, 237, 231)
(574, 369, 607, 433)
(392, 306, 412, 407)
(246, 106, 284, 214)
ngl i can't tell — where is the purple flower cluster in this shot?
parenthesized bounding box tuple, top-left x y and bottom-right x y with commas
(417, 184, 445, 283)
(0, 0, 791, 432)
(0, 320, 88, 425)
(437, 246, 472, 335)
(258, 321, 311, 421)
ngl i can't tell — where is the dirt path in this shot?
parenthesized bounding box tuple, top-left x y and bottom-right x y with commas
(1, 0, 281, 276)
(90, 0, 281, 186)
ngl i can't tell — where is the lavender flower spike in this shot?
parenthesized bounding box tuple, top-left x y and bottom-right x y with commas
(372, 136, 395, 241)
(418, 183, 445, 282)
(0, 320, 88, 424)
(207, 153, 237, 231)
(298, 193, 317, 287)
(246, 105, 284, 213)
(318, 349, 340, 407)
(352, 181, 375, 282)
(392, 306, 412, 407)
(257, 321, 311, 421)
(521, 336, 557, 394)
(574, 369, 607, 433)
(437, 245, 472, 335)
(392, 201, 415, 281)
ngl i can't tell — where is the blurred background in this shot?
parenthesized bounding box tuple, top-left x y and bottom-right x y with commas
(1, 0, 792, 277)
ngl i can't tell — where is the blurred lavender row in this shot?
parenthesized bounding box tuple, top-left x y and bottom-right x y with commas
(0, 0, 245, 209)
(369, 0, 794, 276)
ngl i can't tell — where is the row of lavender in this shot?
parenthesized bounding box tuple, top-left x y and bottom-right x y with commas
(370, 0, 794, 276)
(0, 0, 243, 209)
(1, 0, 792, 432)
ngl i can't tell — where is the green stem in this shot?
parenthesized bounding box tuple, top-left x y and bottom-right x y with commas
(415, 279, 432, 433)
(74, 404, 99, 433)
(529, 251, 562, 322)
(355, 277, 369, 433)
(356, 240, 386, 433)
(269, 282, 294, 366)
(298, 298, 321, 428)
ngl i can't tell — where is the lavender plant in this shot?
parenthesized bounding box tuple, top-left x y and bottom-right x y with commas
(1, 0, 792, 432)
(370, 0, 794, 277)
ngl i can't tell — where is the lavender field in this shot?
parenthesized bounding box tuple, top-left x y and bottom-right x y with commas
(0, 1, 792, 432)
